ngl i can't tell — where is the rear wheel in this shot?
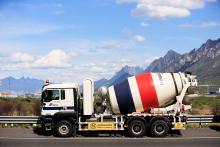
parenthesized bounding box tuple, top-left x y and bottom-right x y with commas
(127, 120, 146, 137)
(150, 120, 169, 137)
(55, 120, 74, 137)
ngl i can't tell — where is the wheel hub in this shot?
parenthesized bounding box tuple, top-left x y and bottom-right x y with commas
(155, 124, 164, 134)
(132, 125, 142, 134)
(59, 125, 69, 135)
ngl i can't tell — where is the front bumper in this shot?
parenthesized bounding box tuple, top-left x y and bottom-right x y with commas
(37, 115, 53, 129)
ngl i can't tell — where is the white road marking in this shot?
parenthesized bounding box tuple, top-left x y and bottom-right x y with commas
(0, 136, 220, 140)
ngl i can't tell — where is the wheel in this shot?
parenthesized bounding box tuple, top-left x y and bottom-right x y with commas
(127, 120, 146, 137)
(150, 120, 169, 137)
(55, 120, 74, 137)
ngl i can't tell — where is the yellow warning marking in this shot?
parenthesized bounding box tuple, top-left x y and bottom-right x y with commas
(88, 122, 115, 130)
(174, 122, 184, 130)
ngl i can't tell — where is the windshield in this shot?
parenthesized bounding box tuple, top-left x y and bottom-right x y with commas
(42, 90, 60, 102)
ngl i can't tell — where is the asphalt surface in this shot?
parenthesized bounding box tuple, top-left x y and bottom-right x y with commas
(0, 128, 220, 147)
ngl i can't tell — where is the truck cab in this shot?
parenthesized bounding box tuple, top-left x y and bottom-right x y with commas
(41, 83, 79, 116)
(40, 82, 80, 136)
(39, 79, 98, 137)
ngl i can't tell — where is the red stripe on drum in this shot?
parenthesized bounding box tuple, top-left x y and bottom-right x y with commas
(135, 72, 159, 111)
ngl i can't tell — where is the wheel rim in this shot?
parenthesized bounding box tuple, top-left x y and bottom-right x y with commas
(59, 124, 69, 135)
(155, 124, 165, 135)
(132, 125, 142, 135)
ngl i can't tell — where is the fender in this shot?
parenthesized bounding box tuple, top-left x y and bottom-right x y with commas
(53, 112, 78, 124)
(149, 116, 171, 126)
(124, 116, 147, 128)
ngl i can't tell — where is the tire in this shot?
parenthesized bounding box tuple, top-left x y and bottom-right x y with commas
(127, 120, 146, 137)
(150, 120, 169, 137)
(55, 120, 74, 137)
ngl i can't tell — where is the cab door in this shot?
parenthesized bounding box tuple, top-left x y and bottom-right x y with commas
(41, 89, 62, 115)
(60, 89, 75, 111)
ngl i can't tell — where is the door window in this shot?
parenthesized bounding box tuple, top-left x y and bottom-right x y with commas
(42, 90, 60, 102)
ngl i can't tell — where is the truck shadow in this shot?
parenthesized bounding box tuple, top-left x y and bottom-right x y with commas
(209, 126, 220, 132)
(32, 128, 184, 138)
(32, 127, 53, 136)
(209, 115, 220, 132)
(169, 130, 182, 137)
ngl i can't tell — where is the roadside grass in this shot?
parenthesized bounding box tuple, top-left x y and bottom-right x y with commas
(0, 123, 34, 128)
(188, 86, 208, 94)
(186, 123, 220, 128)
(0, 97, 41, 116)
(191, 96, 220, 115)
(191, 96, 220, 108)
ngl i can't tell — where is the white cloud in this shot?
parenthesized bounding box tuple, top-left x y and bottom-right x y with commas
(140, 22, 149, 27)
(33, 49, 73, 68)
(1, 62, 31, 70)
(91, 40, 134, 52)
(8, 2, 65, 15)
(0, 21, 78, 39)
(132, 3, 190, 19)
(69, 62, 117, 81)
(0, 38, 147, 82)
(10, 52, 34, 63)
(200, 21, 220, 27)
(133, 35, 145, 42)
(1, 49, 75, 70)
(179, 21, 220, 28)
(0, 22, 60, 38)
(145, 56, 159, 65)
(90, 66, 107, 73)
(0, 74, 5, 80)
(179, 24, 197, 28)
(116, 0, 216, 19)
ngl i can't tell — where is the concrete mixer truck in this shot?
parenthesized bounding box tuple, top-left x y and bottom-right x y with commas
(37, 72, 197, 137)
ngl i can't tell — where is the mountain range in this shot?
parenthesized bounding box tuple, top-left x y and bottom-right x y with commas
(94, 65, 144, 89)
(146, 38, 220, 85)
(95, 38, 220, 87)
(0, 77, 44, 94)
(0, 38, 219, 94)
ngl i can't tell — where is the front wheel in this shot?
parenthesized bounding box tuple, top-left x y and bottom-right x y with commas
(127, 120, 146, 137)
(150, 120, 169, 137)
(55, 120, 74, 137)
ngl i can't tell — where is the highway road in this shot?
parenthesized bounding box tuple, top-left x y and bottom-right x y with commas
(0, 128, 220, 147)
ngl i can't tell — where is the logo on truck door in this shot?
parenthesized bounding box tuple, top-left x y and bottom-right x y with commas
(88, 122, 115, 130)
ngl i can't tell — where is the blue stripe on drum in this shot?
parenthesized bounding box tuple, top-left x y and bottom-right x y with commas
(114, 79, 136, 114)
(128, 76, 144, 112)
(108, 86, 120, 114)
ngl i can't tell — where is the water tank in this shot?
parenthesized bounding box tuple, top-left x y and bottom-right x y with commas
(108, 72, 187, 114)
(83, 78, 94, 116)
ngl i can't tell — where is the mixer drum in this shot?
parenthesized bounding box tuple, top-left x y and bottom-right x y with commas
(108, 72, 185, 114)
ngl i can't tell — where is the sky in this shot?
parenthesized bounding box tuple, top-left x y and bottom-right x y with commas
(0, 0, 220, 83)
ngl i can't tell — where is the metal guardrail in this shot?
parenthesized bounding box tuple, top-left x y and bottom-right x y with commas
(0, 115, 219, 125)
(186, 115, 220, 123)
(0, 116, 39, 124)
